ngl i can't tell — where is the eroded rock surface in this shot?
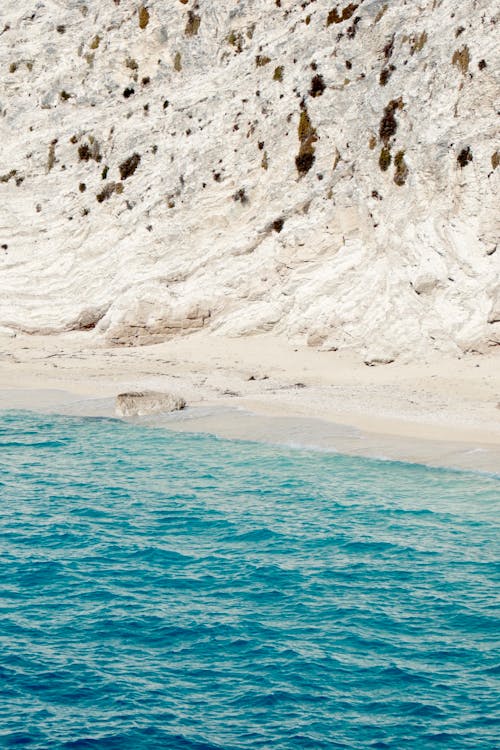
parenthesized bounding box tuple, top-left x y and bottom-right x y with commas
(0, 0, 498, 358)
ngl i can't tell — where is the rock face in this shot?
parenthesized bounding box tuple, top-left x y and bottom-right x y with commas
(115, 391, 186, 417)
(0, 0, 498, 358)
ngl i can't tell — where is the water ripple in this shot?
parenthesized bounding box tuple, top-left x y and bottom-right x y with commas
(0, 411, 498, 749)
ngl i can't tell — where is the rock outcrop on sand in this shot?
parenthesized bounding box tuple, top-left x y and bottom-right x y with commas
(115, 391, 186, 417)
(0, 0, 498, 359)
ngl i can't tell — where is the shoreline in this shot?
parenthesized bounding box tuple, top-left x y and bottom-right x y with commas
(1, 389, 499, 475)
(0, 331, 499, 473)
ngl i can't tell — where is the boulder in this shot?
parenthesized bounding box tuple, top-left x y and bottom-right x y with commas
(115, 391, 186, 417)
(364, 348, 396, 366)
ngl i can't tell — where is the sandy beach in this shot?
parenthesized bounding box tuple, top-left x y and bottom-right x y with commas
(0, 330, 499, 473)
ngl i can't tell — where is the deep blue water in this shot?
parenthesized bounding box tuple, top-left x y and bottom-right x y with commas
(0, 411, 499, 750)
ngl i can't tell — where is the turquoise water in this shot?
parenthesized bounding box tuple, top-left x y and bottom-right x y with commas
(0, 411, 499, 749)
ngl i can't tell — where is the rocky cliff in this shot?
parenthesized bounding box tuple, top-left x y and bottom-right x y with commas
(0, 0, 498, 359)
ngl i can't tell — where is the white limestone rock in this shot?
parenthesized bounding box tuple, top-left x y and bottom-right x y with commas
(0, 326, 16, 338)
(115, 391, 186, 417)
(364, 350, 396, 367)
(0, 0, 498, 359)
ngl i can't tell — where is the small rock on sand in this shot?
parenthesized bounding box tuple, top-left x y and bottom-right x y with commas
(115, 390, 186, 417)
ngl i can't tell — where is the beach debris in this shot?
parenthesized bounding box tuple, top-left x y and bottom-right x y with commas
(115, 390, 186, 416)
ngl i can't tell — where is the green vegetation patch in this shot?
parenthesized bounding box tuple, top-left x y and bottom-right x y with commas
(452, 46, 470, 74)
(457, 147, 472, 168)
(125, 57, 138, 71)
(379, 64, 395, 86)
(119, 153, 141, 180)
(227, 31, 243, 53)
(379, 147, 391, 171)
(393, 150, 408, 185)
(409, 31, 427, 54)
(0, 169, 17, 183)
(327, 3, 358, 26)
(96, 182, 123, 202)
(296, 105, 318, 176)
(139, 6, 150, 30)
(185, 11, 201, 36)
(379, 98, 403, 144)
(233, 188, 248, 204)
(309, 74, 326, 97)
(78, 137, 102, 163)
(47, 140, 57, 172)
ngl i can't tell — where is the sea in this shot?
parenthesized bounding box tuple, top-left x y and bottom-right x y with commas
(0, 410, 499, 749)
